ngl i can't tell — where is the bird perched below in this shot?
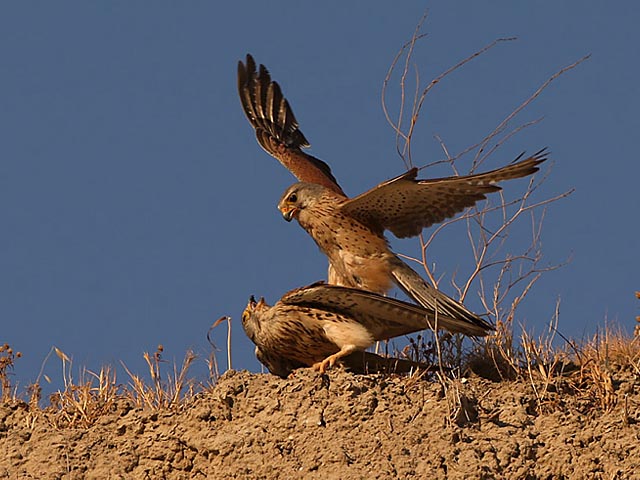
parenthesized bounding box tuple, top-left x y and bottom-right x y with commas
(238, 54, 546, 329)
(242, 282, 492, 377)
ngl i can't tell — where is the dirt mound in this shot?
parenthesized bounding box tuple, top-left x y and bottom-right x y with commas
(1, 368, 639, 479)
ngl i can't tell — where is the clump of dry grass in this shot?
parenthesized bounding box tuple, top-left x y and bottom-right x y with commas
(461, 291, 640, 416)
(568, 324, 640, 411)
(47, 347, 119, 428)
(410, 287, 640, 426)
(388, 290, 638, 420)
(121, 345, 198, 411)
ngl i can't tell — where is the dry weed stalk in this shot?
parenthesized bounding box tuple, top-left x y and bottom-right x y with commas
(206, 316, 232, 384)
(518, 301, 572, 409)
(0, 343, 22, 404)
(435, 373, 478, 428)
(635, 291, 640, 338)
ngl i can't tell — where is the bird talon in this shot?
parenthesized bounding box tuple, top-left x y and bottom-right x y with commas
(312, 358, 333, 374)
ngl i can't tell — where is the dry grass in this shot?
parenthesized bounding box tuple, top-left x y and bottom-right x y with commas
(48, 352, 119, 429)
(0, 311, 235, 428)
(0, 344, 215, 429)
(382, 289, 639, 421)
(46, 344, 200, 428)
(465, 294, 639, 417)
(570, 326, 640, 410)
(120, 345, 198, 412)
(458, 291, 639, 414)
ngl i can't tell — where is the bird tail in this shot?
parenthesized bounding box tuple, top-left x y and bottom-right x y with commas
(390, 260, 493, 336)
(463, 148, 548, 184)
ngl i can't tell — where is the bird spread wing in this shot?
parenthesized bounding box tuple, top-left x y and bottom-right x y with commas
(238, 54, 346, 196)
(281, 283, 435, 340)
(340, 149, 548, 238)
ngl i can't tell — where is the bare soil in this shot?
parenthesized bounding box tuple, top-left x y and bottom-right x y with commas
(1, 368, 639, 479)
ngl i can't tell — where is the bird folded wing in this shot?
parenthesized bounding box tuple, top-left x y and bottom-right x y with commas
(281, 283, 433, 339)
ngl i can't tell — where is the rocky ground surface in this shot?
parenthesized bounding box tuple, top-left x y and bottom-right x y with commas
(1, 367, 639, 479)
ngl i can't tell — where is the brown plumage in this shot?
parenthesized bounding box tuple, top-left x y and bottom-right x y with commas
(238, 54, 546, 330)
(242, 283, 492, 376)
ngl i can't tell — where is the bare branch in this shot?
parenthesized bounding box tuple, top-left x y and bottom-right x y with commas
(472, 54, 591, 169)
(382, 14, 587, 378)
(382, 11, 517, 169)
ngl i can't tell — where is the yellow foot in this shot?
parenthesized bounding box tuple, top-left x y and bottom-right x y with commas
(312, 357, 334, 373)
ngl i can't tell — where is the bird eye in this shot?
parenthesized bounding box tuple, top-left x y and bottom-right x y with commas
(288, 193, 298, 203)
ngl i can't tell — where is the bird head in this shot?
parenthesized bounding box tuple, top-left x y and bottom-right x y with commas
(241, 295, 270, 342)
(277, 182, 325, 222)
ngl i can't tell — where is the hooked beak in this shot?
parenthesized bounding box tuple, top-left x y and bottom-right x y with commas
(281, 206, 298, 222)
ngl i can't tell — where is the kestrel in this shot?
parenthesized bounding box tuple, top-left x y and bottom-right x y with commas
(238, 54, 545, 328)
(242, 282, 492, 376)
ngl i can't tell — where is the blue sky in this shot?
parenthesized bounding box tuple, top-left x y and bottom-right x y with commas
(2, 3, 638, 392)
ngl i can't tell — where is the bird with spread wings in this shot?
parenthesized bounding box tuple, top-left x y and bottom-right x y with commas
(242, 282, 492, 376)
(238, 54, 546, 332)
